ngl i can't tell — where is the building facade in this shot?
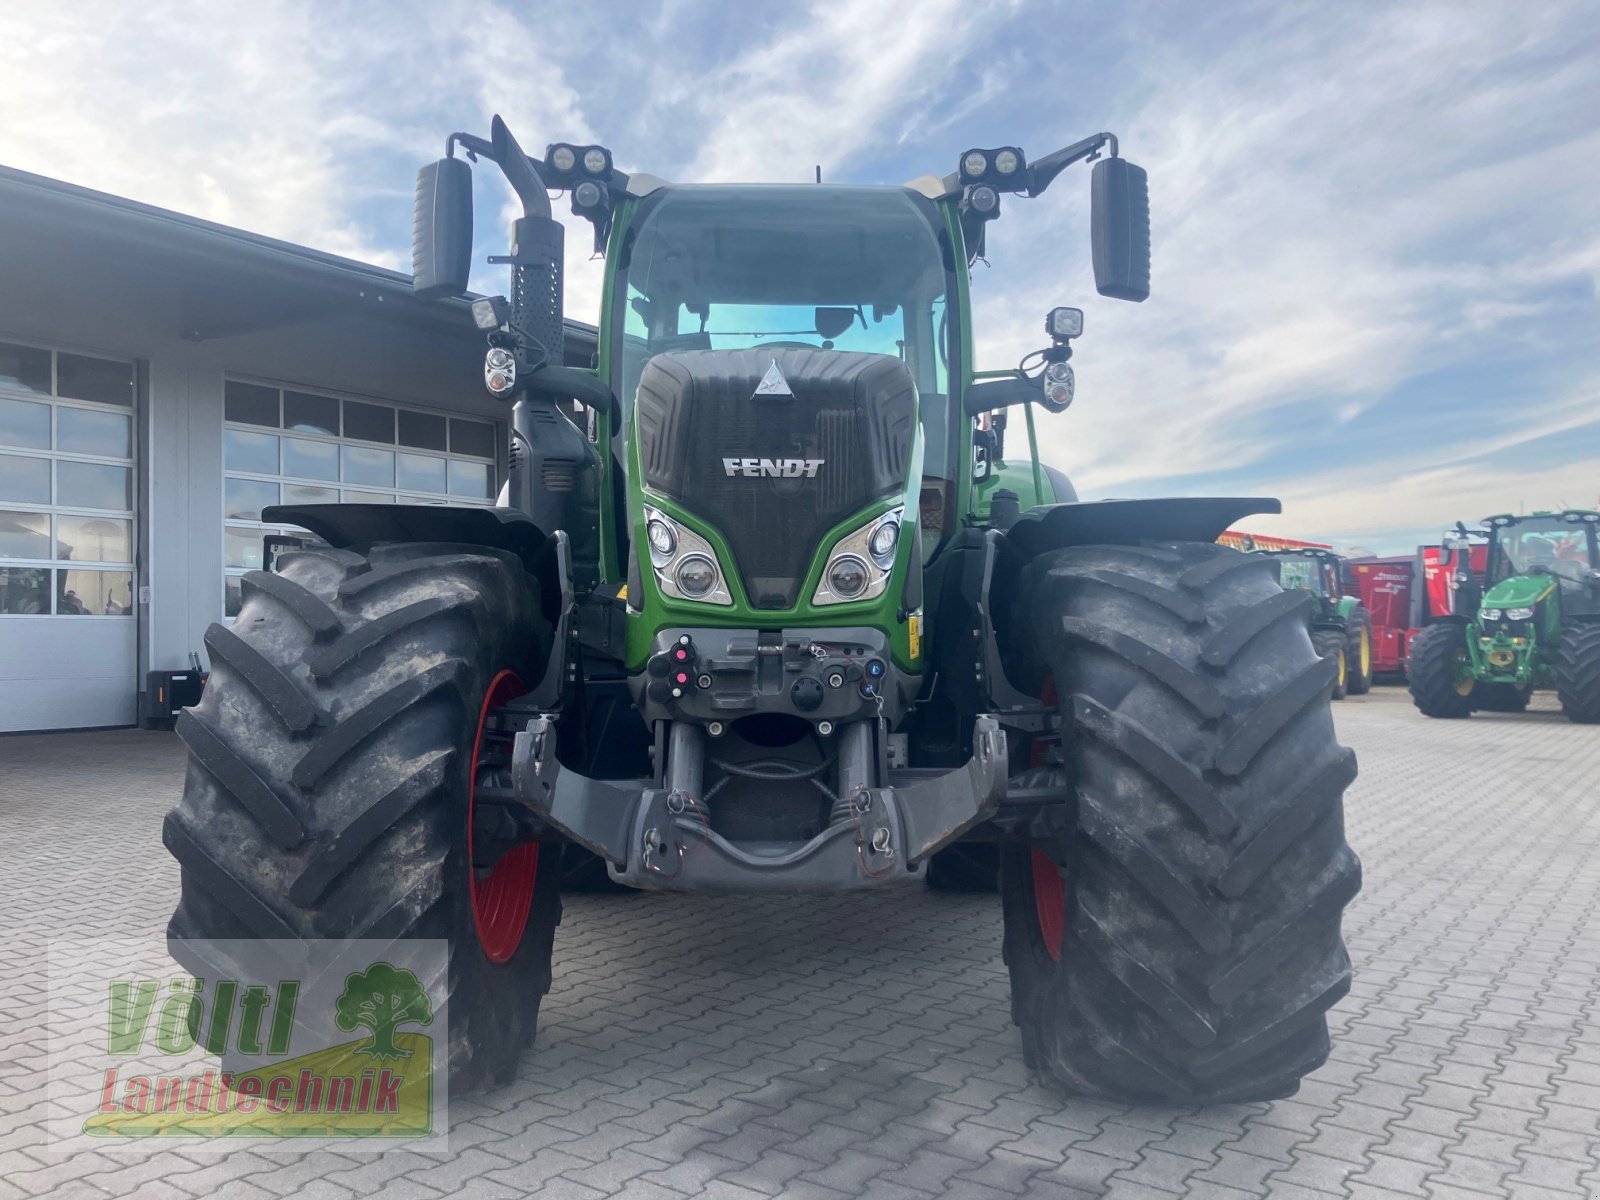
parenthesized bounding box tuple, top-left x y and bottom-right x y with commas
(0, 166, 595, 732)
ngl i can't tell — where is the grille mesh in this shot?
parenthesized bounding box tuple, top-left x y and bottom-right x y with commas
(635, 349, 916, 609)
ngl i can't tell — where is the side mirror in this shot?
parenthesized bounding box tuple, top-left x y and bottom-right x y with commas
(1090, 157, 1150, 302)
(413, 158, 474, 299)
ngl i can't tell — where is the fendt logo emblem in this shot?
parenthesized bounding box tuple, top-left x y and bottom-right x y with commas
(753, 359, 793, 398)
(722, 458, 824, 478)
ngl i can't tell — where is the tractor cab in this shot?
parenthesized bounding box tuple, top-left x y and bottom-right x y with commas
(1483, 511, 1600, 591)
(1258, 548, 1344, 610)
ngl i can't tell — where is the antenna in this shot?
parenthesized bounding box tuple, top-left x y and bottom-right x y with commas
(815, 165, 822, 183)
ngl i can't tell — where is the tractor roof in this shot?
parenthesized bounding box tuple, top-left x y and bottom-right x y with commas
(1482, 510, 1600, 528)
(1252, 547, 1341, 561)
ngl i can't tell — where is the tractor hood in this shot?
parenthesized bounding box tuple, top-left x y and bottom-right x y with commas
(1481, 575, 1557, 610)
(634, 347, 917, 610)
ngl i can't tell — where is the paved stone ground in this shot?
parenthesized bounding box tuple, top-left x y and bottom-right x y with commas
(3, 687, 1600, 1199)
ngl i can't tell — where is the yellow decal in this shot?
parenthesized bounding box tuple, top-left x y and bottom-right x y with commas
(908, 612, 922, 660)
(616, 584, 628, 601)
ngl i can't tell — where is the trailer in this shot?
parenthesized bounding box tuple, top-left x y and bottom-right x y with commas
(1342, 543, 1492, 679)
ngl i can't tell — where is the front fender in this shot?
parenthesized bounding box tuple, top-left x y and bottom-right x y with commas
(1002, 497, 1280, 562)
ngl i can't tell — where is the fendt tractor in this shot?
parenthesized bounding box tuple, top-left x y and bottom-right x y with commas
(1251, 548, 1374, 700)
(163, 117, 1361, 1104)
(1410, 511, 1600, 721)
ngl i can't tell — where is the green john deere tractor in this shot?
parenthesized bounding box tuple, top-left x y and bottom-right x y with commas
(1251, 548, 1373, 700)
(1410, 510, 1600, 721)
(163, 117, 1360, 1103)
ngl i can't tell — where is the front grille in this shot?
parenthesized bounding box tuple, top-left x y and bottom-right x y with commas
(636, 349, 916, 608)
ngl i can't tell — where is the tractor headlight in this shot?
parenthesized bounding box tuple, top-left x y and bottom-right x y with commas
(815, 507, 903, 606)
(647, 518, 676, 562)
(582, 146, 609, 175)
(1042, 360, 1075, 411)
(1505, 606, 1535, 621)
(471, 295, 511, 331)
(1046, 306, 1084, 341)
(1481, 608, 1502, 621)
(484, 347, 517, 396)
(549, 144, 577, 173)
(675, 555, 718, 598)
(962, 150, 989, 178)
(642, 505, 732, 605)
(827, 556, 870, 599)
(868, 513, 900, 567)
(965, 184, 1000, 215)
(993, 148, 1021, 176)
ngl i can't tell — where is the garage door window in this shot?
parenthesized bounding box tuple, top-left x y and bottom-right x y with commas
(0, 340, 135, 616)
(223, 380, 500, 616)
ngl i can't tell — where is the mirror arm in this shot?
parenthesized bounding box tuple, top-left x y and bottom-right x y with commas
(447, 132, 496, 161)
(442, 124, 553, 221)
(1025, 132, 1117, 198)
(491, 115, 552, 220)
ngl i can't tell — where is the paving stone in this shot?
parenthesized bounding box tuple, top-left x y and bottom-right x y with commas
(8, 678, 1600, 1200)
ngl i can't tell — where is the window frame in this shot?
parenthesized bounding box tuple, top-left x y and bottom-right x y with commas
(0, 336, 137, 618)
(221, 375, 504, 618)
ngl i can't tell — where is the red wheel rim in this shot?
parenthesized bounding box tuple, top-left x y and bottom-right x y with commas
(1032, 848, 1065, 961)
(1031, 673, 1064, 960)
(468, 670, 538, 964)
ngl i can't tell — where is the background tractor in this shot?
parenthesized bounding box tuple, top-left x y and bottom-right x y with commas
(1410, 511, 1600, 721)
(162, 117, 1360, 1104)
(1251, 548, 1374, 700)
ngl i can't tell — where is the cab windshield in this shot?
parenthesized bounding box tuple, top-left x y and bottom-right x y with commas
(613, 185, 955, 475)
(1491, 518, 1600, 583)
(1272, 556, 1334, 596)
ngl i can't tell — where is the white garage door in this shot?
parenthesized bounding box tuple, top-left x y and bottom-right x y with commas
(0, 338, 137, 731)
(220, 378, 500, 616)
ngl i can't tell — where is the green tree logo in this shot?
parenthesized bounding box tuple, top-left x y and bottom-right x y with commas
(334, 963, 434, 1060)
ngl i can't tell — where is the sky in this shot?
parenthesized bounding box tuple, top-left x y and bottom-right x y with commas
(1, 0, 1596, 555)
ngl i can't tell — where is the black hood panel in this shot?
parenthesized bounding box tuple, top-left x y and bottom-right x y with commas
(636, 348, 916, 608)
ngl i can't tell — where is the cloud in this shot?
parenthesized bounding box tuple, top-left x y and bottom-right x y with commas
(0, 0, 1595, 558)
(973, 3, 1600, 541)
(682, 0, 992, 184)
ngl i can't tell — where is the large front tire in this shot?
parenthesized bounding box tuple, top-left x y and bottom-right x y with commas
(164, 542, 560, 1093)
(1312, 630, 1348, 701)
(1556, 625, 1600, 724)
(1344, 606, 1374, 695)
(1001, 543, 1360, 1103)
(1408, 622, 1476, 719)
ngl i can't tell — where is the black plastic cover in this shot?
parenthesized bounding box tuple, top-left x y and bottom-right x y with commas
(1004, 497, 1281, 562)
(635, 349, 917, 609)
(412, 158, 474, 299)
(1090, 158, 1151, 302)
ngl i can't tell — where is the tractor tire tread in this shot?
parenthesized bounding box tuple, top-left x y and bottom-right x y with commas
(1556, 624, 1600, 724)
(1001, 541, 1359, 1104)
(165, 541, 557, 1093)
(1408, 623, 1475, 718)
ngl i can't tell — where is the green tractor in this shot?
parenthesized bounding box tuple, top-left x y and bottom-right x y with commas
(1250, 548, 1374, 700)
(1410, 510, 1600, 721)
(163, 117, 1360, 1103)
